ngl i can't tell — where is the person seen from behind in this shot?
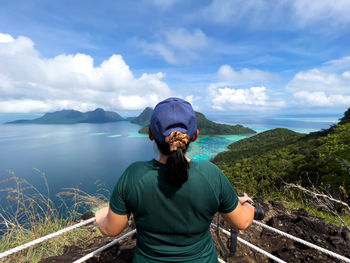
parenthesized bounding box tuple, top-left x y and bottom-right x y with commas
(95, 97, 255, 262)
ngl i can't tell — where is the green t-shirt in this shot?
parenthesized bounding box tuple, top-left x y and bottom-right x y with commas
(110, 159, 238, 262)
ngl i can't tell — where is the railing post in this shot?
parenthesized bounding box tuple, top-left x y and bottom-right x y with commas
(229, 228, 238, 257)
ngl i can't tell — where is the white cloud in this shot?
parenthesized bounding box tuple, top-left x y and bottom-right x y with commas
(0, 33, 15, 43)
(293, 91, 350, 107)
(0, 99, 100, 113)
(199, 0, 350, 29)
(208, 84, 285, 111)
(0, 33, 173, 113)
(146, 43, 176, 64)
(287, 56, 350, 107)
(184, 95, 201, 111)
(293, 0, 350, 26)
(217, 65, 278, 84)
(166, 28, 207, 50)
(140, 28, 208, 64)
(212, 86, 268, 108)
(200, 0, 257, 24)
(207, 65, 285, 111)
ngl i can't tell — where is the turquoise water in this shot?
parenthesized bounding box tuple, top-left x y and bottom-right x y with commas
(188, 135, 250, 161)
(107, 134, 122, 138)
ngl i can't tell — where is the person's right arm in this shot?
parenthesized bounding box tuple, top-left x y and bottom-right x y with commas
(221, 193, 255, 230)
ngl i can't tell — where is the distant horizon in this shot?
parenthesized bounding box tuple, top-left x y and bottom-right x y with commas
(0, 108, 344, 126)
(0, 107, 346, 118)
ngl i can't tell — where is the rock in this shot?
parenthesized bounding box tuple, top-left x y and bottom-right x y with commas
(268, 201, 287, 212)
(293, 208, 308, 217)
(81, 211, 95, 220)
(40, 246, 84, 262)
(327, 236, 344, 246)
(341, 229, 350, 242)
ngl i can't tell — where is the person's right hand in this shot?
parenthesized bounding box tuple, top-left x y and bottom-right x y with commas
(238, 193, 253, 206)
(221, 193, 255, 229)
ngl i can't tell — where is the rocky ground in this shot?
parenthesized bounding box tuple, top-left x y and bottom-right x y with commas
(40, 200, 350, 263)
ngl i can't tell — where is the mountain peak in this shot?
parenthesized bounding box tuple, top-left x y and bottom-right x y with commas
(93, 108, 105, 112)
(131, 107, 154, 125)
(6, 108, 124, 124)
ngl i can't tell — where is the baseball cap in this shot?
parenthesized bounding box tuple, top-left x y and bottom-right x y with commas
(150, 97, 197, 144)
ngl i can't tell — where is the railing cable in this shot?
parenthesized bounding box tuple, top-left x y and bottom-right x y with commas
(73, 229, 136, 263)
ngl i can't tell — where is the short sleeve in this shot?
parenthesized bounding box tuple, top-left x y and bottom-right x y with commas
(218, 170, 238, 213)
(109, 169, 130, 215)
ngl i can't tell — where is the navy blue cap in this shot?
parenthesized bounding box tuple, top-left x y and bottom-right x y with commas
(150, 97, 197, 144)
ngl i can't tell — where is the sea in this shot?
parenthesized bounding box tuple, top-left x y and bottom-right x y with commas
(0, 113, 341, 218)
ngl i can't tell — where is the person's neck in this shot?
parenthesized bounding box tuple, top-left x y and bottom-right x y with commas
(156, 152, 191, 164)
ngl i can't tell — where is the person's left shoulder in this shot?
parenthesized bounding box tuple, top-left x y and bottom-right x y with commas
(123, 160, 153, 177)
(191, 160, 222, 173)
(127, 160, 152, 169)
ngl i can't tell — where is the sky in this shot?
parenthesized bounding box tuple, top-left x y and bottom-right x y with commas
(0, 0, 350, 116)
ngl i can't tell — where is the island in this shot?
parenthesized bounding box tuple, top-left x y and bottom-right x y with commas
(6, 108, 125, 124)
(129, 107, 153, 126)
(135, 108, 256, 135)
(6, 107, 256, 135)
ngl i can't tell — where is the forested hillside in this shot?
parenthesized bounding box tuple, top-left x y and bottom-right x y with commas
(138, 110, 256, 135)
(213, 109, 350, 199)
(130, 107, 153, 125)
(7, 108, 125, 124)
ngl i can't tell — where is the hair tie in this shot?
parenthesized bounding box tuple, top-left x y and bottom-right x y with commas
(165, 131, 190, 151)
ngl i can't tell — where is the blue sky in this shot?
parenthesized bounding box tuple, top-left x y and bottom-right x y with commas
(0, 0, 350, 116)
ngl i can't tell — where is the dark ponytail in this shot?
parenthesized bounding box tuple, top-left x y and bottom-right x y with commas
(166, 147, 189, 187)
(156, 131, 190, 187)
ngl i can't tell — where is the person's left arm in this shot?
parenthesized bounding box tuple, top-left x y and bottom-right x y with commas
(95, 206, 129, 236)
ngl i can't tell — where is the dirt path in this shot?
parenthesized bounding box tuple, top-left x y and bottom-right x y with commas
(40, 200, 350, 263)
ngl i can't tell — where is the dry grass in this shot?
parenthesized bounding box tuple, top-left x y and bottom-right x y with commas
(0, 170, 107, 263)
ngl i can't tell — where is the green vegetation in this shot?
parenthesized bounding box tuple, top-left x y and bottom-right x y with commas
(195, 112, 256, 135)
(213, 109, 350, 201)
(0, 218, 97, 263)
(138, 126, 149, 134)
(131, 107, 153, 125)
(213, 128, 303, 162)
(6, 108, 124, 124)
(138, 110, 256, 135)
